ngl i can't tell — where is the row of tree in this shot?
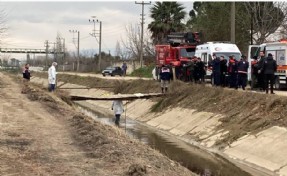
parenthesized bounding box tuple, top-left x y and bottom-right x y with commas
(116, 1, 287, 61)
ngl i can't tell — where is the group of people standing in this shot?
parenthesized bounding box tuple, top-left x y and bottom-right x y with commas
(179, 57, 206, 83)
(21, 62, 58, 93)
(251, 51, 277, 94)
(211, 54, 249, 90)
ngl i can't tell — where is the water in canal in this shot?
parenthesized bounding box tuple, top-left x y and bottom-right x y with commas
(77, 105, 252, 176)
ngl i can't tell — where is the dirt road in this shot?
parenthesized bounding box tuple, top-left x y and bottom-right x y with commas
(0, 73, 100, 175)
(57, 72, 152, 81)
(55, 71, 287, 97)
(0, 72, 195, 176)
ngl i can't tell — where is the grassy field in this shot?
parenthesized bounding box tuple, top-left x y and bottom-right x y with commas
(129, 65, 154, 78)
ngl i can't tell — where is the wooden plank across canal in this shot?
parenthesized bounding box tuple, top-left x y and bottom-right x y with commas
(70, 93, 164, 101)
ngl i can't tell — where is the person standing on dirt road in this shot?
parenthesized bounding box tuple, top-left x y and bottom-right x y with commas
(261, 53, 277, 94)
(122, 62, 127, 76)
(111, 100, 124, 126)
(48, 62, 57, 92)
(22, 64, 31, 94)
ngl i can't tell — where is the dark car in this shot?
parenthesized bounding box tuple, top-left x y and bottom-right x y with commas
(102, 66, 123, 76)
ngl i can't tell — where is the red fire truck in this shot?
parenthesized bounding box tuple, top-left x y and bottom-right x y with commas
(153, 32, 201, 80)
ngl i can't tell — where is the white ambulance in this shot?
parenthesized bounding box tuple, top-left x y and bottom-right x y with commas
(248, 40, 287, 89)
(194, 41, 242, 82)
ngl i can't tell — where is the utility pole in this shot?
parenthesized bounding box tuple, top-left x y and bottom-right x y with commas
(77, 31, 80, 71)
(89, 16, 102, 72)
(231, 2, 236, 43)
(69, 30, 80, 72)
(250, 11, 253, 45)
(62, 38, 65, 63)
(57, 37, 65, 64)
(44, 40, 49, 68)
(135, 1, 151, 68)
(51, 42, 56, 61)
(99, 20, 102, 71)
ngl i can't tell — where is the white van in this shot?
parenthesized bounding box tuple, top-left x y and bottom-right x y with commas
(194, 41, 242, 81)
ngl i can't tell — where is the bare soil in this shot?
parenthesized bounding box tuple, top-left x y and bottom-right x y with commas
(0, 72, 196, 176)
(33, 72, 287, 148)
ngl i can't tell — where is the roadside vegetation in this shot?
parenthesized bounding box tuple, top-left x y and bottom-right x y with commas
(129, 65, 154, 78)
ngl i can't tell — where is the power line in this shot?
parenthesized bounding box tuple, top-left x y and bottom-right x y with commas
(80, 35, 91, 40)
(69, 29, 80, 71)
(89, 16, 102, 71)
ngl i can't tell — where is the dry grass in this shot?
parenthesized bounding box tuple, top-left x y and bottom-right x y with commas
(112, 79, 287, 145)
(33, 72, 287, 146)
(22, 80, 195, 176)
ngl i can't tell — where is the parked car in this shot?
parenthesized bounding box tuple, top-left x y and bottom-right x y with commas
(102, 66, 123, 76)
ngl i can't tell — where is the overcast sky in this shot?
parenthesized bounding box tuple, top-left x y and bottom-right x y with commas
(0, 1, 193, 60)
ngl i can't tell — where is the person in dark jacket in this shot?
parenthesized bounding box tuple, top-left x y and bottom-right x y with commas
(261, 53, 277, 94)
(251, 56, 259, 89)
(22, 64, 31, 80)
(212, 55, 221, 86)
(196, 57, 206, 83)
(22, 64, 31, 94)
(187, 57, 195, 82)
(237, 55, 249, 90)
(257, 51, 266, 91)
(228, 55, 238, 88)
(160, 65, 172, 93)
(193, 57, 200, 83)
(121, 62, 127, 76)
(219, 56, 228, 87)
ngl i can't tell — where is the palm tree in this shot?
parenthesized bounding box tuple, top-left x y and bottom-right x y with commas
(148, 2, 186, 44)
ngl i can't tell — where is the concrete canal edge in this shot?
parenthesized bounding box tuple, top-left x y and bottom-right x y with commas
(31, 76, 287, 176)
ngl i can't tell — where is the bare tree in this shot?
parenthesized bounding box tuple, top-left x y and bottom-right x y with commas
(120, 23, 154, 62)
(115, 40, 130, 60)
(245, 2, 287, 44)
(115, 41, 121, 58)
(81, 49, 96, 59)
(143, 30, 155, 58)
(120, 23, 141, 60)
(55, 32, 65, 64)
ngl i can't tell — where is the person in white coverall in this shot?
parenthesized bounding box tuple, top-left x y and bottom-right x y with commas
(111, 100, 124, 126)
(48, 62, 57, 92)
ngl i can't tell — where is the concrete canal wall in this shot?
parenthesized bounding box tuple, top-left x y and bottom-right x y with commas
(30, 76, 287, 176)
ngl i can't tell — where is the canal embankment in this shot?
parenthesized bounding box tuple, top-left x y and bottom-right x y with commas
(30, 73, 287, 176)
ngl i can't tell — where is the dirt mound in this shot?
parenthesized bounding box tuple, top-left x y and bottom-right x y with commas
(69, 114, 194, 175)
(113, 79, 160, 94)
(34, 72, 116, 91)
(33, 72, 160, 94)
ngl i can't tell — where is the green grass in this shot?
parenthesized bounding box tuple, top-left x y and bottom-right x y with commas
(129, 65, 154, 78)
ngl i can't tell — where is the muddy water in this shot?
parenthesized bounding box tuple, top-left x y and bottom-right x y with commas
(77, 105, 252, 176)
